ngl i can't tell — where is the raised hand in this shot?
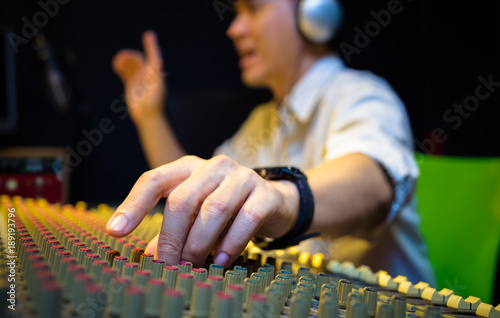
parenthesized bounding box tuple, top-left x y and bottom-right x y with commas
(112, 30, 167, 125)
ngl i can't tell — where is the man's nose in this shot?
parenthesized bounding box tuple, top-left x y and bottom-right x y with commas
(226, 14, 247, 41)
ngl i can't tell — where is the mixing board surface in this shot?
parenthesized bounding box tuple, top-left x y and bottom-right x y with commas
(1, 196, 498, 318)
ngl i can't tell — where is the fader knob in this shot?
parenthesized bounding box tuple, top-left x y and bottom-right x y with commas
(151, 259, 165, 279)
(193, 268, 208, 283)
(209, 264, 224, 277)
(290, 298, 310, 318)
(176, 273, 194, 307)
(363, 287, 378, 317)
(228, 284, 245, 318)
(145, 279, 165, 318)
(315, 273, 331, 299)
(190, 282, 213, 318)
(338, 279, 353, 308)
(349, 302, 368, 318)
(208, 275, 224, 295)
(391, 296, 407, 318)
(162, 289, 185, 318)
(375, 303, 395, 318)
(164, 265, 179, 289)
(319, 299, 339, 318)
(178, 261, 193, 274)
(211, 292, 234, 318)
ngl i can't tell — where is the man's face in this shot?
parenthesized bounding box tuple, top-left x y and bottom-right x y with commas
(227, 0, 303, 88)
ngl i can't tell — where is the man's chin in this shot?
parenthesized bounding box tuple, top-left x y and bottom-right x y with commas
(241, 71, 267, 88)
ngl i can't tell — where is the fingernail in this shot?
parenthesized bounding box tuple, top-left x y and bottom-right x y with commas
(108, 215, 128, 232)
(214, 252, 230, 268)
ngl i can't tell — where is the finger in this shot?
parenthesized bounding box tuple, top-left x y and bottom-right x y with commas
(106, 156, 200, 238)
(155, 166, 228, 265)
(213, 186, 280, 267)
(146, 234, 159, 255)
(112, 50, 145, 82)
(180, 171, 256, 267)
(142, 30, 163, 68)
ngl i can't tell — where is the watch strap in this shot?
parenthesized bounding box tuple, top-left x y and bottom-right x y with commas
(253, 166, 320, 250)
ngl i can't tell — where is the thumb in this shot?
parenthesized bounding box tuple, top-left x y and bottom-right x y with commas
(146, 234, 159, 256)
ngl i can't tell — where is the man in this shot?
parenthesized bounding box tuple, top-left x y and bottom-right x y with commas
(107, 0, 434, 284)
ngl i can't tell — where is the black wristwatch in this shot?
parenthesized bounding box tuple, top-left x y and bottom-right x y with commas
(252, 166, 320, 250)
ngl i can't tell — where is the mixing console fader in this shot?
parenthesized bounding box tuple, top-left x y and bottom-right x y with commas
(1, 196, 499, 318)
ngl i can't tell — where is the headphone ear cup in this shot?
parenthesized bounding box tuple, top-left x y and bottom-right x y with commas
(298, 0, 343, 44)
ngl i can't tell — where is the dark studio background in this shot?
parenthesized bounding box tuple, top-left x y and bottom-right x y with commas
(0, 0, 499, 205)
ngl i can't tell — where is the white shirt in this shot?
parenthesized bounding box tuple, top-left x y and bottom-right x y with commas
(214, 55, 435, 285)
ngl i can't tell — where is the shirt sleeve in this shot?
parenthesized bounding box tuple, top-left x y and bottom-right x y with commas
(323, 73, 419, 224)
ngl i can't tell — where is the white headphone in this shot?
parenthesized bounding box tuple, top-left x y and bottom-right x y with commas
(297, 0, 343, 44)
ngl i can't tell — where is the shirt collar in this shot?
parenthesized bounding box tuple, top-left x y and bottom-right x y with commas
(283, 55, 345, 123)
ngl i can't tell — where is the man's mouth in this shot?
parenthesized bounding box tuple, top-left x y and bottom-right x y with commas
(239, 49, 258, 68)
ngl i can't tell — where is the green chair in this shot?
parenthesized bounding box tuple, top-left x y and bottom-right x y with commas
(416, 155, 500, 304)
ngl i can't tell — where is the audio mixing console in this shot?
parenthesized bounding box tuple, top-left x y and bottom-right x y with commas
(1, 195, 498, 318)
